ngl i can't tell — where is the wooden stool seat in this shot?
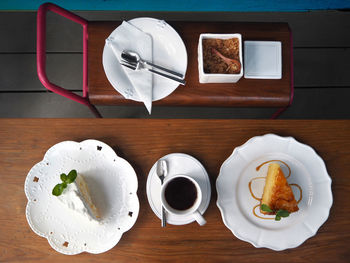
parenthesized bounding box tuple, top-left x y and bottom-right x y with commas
(88, 21, 292, 107)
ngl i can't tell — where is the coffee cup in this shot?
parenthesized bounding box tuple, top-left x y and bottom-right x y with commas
(160, 174, 206, 226)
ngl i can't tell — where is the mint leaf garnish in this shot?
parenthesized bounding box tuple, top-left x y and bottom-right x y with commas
(60, 173, 67, 182)
(52, 170, 78, 196)
(66, 170, 77, 184)
(276, 209, 290, 218)
(260, 204, 273, 213)
(261, 204, 290, 221)
(52, 183, 64, 196)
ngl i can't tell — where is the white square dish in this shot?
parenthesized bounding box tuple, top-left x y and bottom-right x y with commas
(198, 33, 243, 83)
(244, 41, 282, 79)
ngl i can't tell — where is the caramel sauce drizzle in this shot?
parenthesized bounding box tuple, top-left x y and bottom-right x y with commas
(249, 160, 302, 220)
(290, 184, 303, 204)
(256, 159, 291, 179)
(248, 177, 265, 201)
(252, 204, 274, 220)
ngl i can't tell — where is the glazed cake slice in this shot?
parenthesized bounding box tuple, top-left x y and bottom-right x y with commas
(260, 163, 299, 214)
(58, 174, 101, 221)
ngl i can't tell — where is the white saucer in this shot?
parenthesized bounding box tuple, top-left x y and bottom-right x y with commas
(146, 153, 211, 225)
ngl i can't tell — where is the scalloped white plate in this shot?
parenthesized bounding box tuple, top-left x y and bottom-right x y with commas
(24, 140, 139, 255)
(216, 134, 332, 251)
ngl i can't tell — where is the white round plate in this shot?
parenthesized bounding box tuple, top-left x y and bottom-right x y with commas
(103, 17, 187, 102)
(216, 134, 332, 251)
(146, 153, 211, 225)
(24, 140, 139, 255)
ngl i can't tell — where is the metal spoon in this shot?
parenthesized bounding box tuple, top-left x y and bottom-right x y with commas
(121, 50, 185, 79)
(120, 58, 186, 85)
(156, 159, 167, 227)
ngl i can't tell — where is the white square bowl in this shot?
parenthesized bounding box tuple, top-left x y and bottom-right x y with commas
(198, 33, 243, 83)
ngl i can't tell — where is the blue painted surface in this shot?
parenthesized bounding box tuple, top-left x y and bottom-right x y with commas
(1, 0, 350, 11)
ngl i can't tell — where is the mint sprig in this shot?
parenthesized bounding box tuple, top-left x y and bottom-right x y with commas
(60, 173, 68, 182)
(260, 204, 273, 213)
(52, 169, 77, 196)
(275, 209, 290, 221)
(66, 169, 77, 183)
(260, 204, 290, 221)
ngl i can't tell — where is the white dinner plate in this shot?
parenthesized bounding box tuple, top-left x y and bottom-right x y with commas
(24, 140, 139, 255)
(216, 134, 332, 250)
(146, 153, 211, 225)
(103, 17, 187, 102)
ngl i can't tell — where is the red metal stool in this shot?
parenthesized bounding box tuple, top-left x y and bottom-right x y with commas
(37, 2, 102, 118)
(37, 2, 293, 119)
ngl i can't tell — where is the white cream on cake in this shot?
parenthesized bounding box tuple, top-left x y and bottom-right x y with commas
(58, 174, 101, 221)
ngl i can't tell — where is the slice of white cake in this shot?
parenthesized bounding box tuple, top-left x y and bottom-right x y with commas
(58, 174, 100, 221)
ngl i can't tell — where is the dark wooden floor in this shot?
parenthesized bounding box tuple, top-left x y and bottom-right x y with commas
(0, 10, 349, 118)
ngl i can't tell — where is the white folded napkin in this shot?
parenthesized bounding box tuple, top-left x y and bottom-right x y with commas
(106, 21, 153, 114)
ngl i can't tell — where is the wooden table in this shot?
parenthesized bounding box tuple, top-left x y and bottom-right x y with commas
(1, 119, 348, 262)
(88, 22, 292, 107)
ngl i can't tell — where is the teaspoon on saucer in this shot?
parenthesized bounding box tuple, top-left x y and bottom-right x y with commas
(156, 159, 168, 227)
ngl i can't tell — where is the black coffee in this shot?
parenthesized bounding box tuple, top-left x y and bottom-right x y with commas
(164, 177, 197, 210)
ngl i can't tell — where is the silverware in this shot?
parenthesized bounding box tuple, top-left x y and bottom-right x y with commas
(122, 50, 185, 78)
(156, 159, 167, 227)
(121, 59, 186, 85)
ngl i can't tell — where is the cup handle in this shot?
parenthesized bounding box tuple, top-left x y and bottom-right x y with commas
(193, 210, 206, 226)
